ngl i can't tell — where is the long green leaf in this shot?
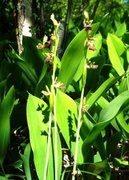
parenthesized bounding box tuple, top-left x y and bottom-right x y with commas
(116, 112, 129, 135)
(27, 93, 53, 180)
(87, 76, 118, 111)
(56, 89, 83, 163)
(34, 63, 48, 96)
(58, 29, 87, 90)
(0, 86, 15, 166)
(22, 36, 44, 77)
(51, 127, 62, 180)
(21, 143, 32, 180)
(97, 96, 120, 132)
(17, 61, 38, 85)
(107, 33, 125, 76)
(82, 90, 129, 161)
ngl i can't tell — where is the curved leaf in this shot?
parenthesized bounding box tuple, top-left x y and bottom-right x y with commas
(82, 91, 129, 161)
(107, 33, 125, 76)
(87, 76, 118, 111)
(0, 86, 15, 166)
(21, 143, 32, 180)
(58, 29, 87, 90)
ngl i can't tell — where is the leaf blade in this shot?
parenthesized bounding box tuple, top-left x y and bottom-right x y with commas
(58, 29, 87, 90)
(82, 91, 129, 161)
(0, 86, 15, 166)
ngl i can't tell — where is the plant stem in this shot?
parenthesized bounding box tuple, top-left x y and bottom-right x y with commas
(44, 112, 52, 180)
(44, 15, 59, 179)
(53, 89, 58, 180)
(72, 86, 85, 180)
(51, 19, 60, 180)
(51, 83, 58, 180)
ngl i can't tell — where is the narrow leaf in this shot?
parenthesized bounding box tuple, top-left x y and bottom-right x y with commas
(0, 86, 15, 166)
(107, 33, 125, 76)
(58, 29, 87, 90)
(82, 91, 129, 161)
(21, 143, 32, 180)
(87, 76, 118, 111)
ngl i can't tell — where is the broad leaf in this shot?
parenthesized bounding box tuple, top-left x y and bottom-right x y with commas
(27, 93, 53, 180)
(56, 89, 83, 163)
(115, 21, 126, 37)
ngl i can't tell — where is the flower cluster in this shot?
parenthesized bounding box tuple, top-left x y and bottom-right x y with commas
(85, 61, 98, 69)
(36, 43, 43, 50)
(84, 18, 92, 31)
(84, 11, 98, 69)
(87, 37, 96, 51)
(37, 34, 53, 50)
(84, 18, 96, 52)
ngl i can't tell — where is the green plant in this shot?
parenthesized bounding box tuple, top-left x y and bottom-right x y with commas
(1, 2, 129, 179)
(25, 12, 129, 180)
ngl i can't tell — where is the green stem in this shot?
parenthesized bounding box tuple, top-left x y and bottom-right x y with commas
(72, 56, 87, 179)
(44, 112, 52, 180)
(44, 15, 60, 179)
(51, 84, 58, 180)
(51, 21, 60, 180)
(72, 86, 85, 180)
(53, 89, 58, 180)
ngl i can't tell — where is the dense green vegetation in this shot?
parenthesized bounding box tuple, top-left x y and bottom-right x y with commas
(1, 0, 129, 179)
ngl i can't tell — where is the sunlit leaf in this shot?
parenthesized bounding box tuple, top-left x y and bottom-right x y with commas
(58, 29, 87, 90)
(107, 33, 125, 76)
(113, 158, 129, 168)
(27, 93, 54, 180)
(115, 21, 126, 37)
(56, 89, 83, 163)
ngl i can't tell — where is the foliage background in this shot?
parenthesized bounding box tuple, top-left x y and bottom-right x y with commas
(1, 0, 129, 179)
